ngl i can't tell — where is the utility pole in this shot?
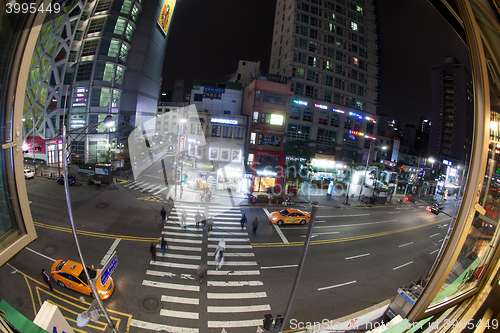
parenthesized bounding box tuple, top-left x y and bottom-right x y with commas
(279, 202, 319, 332)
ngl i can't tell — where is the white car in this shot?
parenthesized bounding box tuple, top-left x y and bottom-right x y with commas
(24, 168, 34, 179)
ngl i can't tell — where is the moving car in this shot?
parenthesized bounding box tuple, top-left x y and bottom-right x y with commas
(24, 168, 34, 179)
(50, 259, 115, 300)
(269, 208, 310, 226)
(57, 174, 76, 185)
(427, 204, 440, 215)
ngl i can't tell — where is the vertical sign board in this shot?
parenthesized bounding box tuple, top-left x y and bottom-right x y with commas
(100, 255, 118, 286)
(157, 0, 177, 36)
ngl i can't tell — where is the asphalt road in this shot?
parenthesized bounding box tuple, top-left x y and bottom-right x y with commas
(0, 176, 454, 332)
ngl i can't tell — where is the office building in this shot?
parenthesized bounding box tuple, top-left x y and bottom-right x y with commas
(22, 0, 177, 165)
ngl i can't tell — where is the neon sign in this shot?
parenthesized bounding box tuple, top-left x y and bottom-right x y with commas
(332, 109, 345, 114)
(211, 118, 238, 125)
(293, 99, 308, 106)
(314, 103, 328, 109)
(349, 111, 363, 119)
(349, 130, 365, 136)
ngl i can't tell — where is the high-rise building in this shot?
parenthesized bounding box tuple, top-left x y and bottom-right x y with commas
(267, 0, 382, 165)
(23, 0, 177, 165)
(428, 57, 473, 164)
(268, 0, 381, 114)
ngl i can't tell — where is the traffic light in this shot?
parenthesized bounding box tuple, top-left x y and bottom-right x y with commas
(263, 314, 273, 331)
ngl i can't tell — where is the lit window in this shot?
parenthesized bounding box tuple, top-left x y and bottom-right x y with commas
(351, 22, 358, 31)
(250, 133, 256, 144)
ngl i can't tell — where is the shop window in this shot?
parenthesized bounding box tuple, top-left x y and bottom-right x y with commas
(317, 128, 337, 144)
(234, 127, 244, 139)
(262, 92, 286, 105)
(287, 123, 310, 140)
(319, 111, 328, 125)
(222, 126, 232, 138)
(303, 108, 313, 122)
(344, 117, 352, 129)
(342, 132, 358, 148)
(211, 125, 221, 137)
(258, 134, 281, 147)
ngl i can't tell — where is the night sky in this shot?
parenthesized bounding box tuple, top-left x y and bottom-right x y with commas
(161, 0, 470, 128)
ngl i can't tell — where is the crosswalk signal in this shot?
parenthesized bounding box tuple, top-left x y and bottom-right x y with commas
(274, 315, 283, 329)
(263, 314, 273, 331)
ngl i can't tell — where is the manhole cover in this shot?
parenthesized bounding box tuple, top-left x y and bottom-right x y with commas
(43, 245, 59, 256)
(95, 203, 108, 209)
(131, 220, 141, 225)
(15, 297, 23, 307)
(139, 296, 160, 313)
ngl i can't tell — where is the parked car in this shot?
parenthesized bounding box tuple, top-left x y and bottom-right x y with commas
(24, 168, 34, 179)
(269, 208, 310, 226)
(50, 259, 114, 299)
(57, 175, 76, 185)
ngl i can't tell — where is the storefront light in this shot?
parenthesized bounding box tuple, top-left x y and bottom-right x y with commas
(293, 99, 308, 106)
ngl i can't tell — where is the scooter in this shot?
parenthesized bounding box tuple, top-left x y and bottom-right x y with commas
(247, 194, 256, 204)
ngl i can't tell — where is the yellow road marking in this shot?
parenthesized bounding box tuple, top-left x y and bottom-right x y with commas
(251, 218, 448, 248)
(15, 267, 132, 332)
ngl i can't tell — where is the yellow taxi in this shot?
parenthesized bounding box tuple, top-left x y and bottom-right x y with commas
(50, 259, 115, 300)
(269, 208, 310, 226)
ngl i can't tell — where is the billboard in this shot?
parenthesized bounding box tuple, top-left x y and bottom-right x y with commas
(157, 0, 176, 36)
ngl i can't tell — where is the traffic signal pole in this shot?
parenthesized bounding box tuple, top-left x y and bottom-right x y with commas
(279, 201, 319, 332)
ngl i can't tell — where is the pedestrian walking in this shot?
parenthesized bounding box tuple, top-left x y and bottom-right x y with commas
(42, 269, 53, 292)
(160, 206, 167, 224)
(160, 236, 168, 255)
(252, 217, 259, 235)
(208, 218, 214, 233)
(240, 214, 247, 228)
(196, 262, 208, 283)
(215, 238, 225, 270)
(182, 210, 187, 228)
(195, 211, 201, 228)
(126, 174, 129, 180)
(149, 243, 157, 261)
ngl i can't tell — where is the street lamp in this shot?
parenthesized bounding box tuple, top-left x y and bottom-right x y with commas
(60, 117, 117, 332)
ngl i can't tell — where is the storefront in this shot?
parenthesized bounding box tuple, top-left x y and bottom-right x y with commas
(253, 168, 279, 193)
(216, 162, 244, 192)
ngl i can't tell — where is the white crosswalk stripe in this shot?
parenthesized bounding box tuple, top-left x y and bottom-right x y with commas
(139, 205, 270, 332)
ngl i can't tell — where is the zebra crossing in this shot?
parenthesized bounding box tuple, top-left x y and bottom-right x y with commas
(122, 180, 169, 196)
(133, 204, 269, 332)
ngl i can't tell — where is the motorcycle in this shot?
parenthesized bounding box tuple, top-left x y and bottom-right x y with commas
(247, 193, 256, 204)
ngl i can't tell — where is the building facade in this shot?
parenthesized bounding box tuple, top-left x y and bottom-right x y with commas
(23, 0, 177, 165)
(428, 56, 473, 165)
(190, 81, 244, 115)
(267, 0, 382, 165)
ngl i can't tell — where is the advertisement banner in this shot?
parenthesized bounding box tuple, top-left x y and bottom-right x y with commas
(157, 0, 176, 36)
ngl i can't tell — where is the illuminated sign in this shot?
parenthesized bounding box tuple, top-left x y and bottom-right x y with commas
(211, 118, 238, 125)
(157, 0, 176, 36)
(269, 114, 284, 126)
(364, 135, 376, 140)
(365, 116, 376, 123)
(76, 87, 87, 93)
(443, 159, 452, 166)
(256, 170, 278, 177)
(349, 111, 363, 119)
(332, 109, 345, 114)
(314, 103, 328, 109)
(349, 130, 365, 136)
(293, 99, 308, 106)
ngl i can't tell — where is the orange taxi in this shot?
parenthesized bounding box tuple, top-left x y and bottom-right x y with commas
(51, 259, 115, 300)
(269, 208, 310, 226)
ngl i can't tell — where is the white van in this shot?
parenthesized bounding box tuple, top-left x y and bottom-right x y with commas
(24, 168, 34, 179)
